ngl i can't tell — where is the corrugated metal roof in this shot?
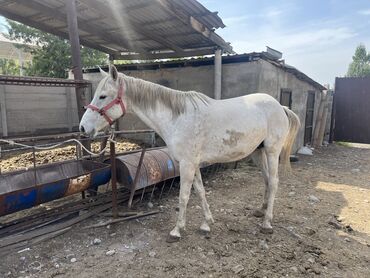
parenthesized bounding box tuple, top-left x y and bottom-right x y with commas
(83, 52, 326, 91)
(0, 0, 233, 60)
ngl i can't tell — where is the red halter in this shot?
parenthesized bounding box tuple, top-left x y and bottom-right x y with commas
(85, 79, 126, 126)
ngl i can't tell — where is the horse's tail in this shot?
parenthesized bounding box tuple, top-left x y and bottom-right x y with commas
(280, 106, 300, 176)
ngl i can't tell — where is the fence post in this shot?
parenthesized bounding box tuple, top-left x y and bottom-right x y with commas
(66, 87, 73, 132)
(0, 85, 8, 137)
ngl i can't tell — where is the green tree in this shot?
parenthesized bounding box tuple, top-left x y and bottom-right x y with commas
(346, 44, 370, 77)
(0, 58, 20, 75)
(5, 20, 108, 78)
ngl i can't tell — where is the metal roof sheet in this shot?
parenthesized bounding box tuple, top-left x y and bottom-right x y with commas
(0, 0, 233, 60)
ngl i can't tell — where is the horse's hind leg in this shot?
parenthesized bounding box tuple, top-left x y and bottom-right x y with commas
(168, 161, 196, 242)
(250, 149, 269, 218)
(193, 168, 214, 234)
(260, 149, 280, 234)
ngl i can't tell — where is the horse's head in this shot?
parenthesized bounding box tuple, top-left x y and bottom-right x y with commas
(79, 64, 126, 137)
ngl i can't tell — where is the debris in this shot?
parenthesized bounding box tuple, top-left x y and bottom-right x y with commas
(288, 191, 296, 197)
(305, 227, 316, 236)
(70, 258, 77, 263)
(298, 146, 313, 155)
(308, 195, 320, 203)
(84, 210, 160, 229)
(149, 251, 156, 257)
(232, 264, 244, 274)
(147, 202, 154, 209)
(328, 218, 342, 229)
(20, 256, 26, 261)
(259, 240, 269, 250)
(344, 238, 351, 242)
(351, 168, 360, 173)
(17, 248, 31, 253)
(93, 238, 102, 245)
(106, 250, 116, 256)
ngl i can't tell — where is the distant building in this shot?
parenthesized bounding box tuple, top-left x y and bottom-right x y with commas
(0, 33, 32, 75)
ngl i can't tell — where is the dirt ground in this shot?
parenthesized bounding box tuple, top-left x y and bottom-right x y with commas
(1, 143, 370, 278)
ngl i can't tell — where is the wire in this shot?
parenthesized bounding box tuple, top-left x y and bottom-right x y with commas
(0, 133, 116, 157)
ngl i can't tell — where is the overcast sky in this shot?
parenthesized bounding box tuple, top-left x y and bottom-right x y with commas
(200, 0, 370, 86)
(1, 1, 370, 85)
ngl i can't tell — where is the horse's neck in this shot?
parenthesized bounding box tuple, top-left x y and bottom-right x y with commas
(130, 102, 176, 142)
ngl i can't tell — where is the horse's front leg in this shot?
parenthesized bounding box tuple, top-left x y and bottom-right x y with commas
(167, 161, 196, 242)
(193, 168, 214, 234)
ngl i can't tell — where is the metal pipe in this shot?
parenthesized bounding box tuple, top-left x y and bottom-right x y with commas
(214, 48, 222, 100)
(128, 148, 146, 208)
(110, 141, 118, 218)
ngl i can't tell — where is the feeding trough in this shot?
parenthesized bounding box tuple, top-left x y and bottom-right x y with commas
(0, 160, 111, 216)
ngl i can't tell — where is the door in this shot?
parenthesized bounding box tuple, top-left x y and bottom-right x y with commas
(333, 77, 370, 143)
(304, 91, 315, 145)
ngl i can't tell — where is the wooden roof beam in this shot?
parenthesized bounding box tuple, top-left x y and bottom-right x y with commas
(113, 48, 216, 60)
(14, 0, 146, 54)
(0, 9, 117, 55)
(157, 0, 234, 53)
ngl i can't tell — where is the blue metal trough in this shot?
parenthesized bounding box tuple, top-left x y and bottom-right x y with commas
(0, 160, 111, 216)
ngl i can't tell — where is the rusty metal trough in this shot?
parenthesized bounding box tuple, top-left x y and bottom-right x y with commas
(115, 148, 179, 191)
(0, 160, 111, 216)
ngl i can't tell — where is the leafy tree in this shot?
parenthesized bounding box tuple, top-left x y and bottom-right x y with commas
(0, 58, 21, 75)
(346, 44, 370, 77)
(5, 19, 108, 78)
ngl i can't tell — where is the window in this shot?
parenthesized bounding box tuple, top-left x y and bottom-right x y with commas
(280, 89, 292, 109)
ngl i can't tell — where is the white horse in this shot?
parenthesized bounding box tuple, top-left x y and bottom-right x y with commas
(80, 65, 300, 241)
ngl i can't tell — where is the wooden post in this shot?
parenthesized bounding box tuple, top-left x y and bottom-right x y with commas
(312, 91, 327, 147)
(214, 48, 222, 100)
(0, 85, 8, 137)
(66, 0, 90, 152)
(317, 98, 330, 146)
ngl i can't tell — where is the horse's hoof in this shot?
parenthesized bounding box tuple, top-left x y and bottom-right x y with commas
(260, 227, 274, 234)
(253, 210, 265, 218)
(166, 234, 181, 243)
(199, 229, 211, 239)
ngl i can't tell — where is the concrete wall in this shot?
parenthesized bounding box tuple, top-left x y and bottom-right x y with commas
(83, 59, 321, 152)
(0, 85, 80, 137)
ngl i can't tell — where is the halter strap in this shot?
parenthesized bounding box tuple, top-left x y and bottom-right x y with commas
(85, 79, 126, 126)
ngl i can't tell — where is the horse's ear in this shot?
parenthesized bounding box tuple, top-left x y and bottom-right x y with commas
(109, 64, 118, 81)
(98, 66, 108, 77)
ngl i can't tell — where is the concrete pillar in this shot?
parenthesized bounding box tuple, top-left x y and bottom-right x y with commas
(214, 48, 222, 100)
(0, 85, 8, 137)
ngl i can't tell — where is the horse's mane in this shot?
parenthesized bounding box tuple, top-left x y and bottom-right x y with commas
(121, 74, 211, 116)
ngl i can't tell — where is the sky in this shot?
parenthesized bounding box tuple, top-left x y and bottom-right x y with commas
(199, 0, 370, 86)
(1, 1, 370, 86)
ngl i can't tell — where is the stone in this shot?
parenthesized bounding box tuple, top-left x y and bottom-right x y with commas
(351, 168, 360, 173)
(308, 195, 320, 203)
(344, 237, 351, 242)
(93, 238, 102, 245)
(232, 264, 244, 274)
(290, 266, 298, 273)
(106, 250, 116, 256)
(147, 202, 154, 209)
(149, 251, 156, 257)
(259, 240, 269, 250)
(307, 257, 315, 264)
(70, 258, 77, 263)
(288, 191, 296, 197)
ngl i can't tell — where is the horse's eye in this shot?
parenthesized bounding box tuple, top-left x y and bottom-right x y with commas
(99, 95, 107, 100)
